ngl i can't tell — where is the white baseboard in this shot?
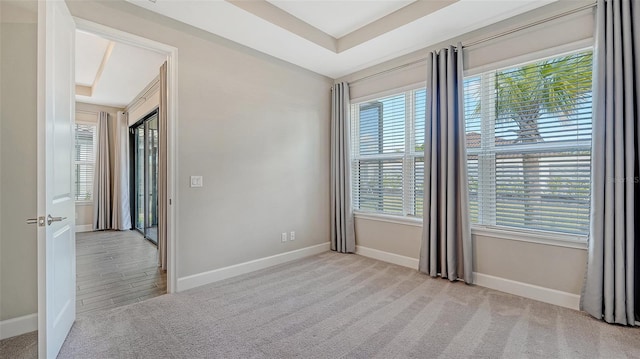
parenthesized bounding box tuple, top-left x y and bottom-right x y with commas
(75, 224, 93, 233)
(354, 246, 580, 310)
(355, 245, 419, 270)
(473, 272, 580, 310)
(177, 242, 331, 292)
(0, 313, 37, 340)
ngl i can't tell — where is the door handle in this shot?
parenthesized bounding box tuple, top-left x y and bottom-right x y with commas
(26, 216, 46, 226)
(47, 214, 67, 226)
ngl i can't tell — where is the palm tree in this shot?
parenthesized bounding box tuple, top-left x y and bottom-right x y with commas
(493, 51, 593, 225)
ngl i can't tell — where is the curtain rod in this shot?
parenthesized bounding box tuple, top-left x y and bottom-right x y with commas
(126, 77, 160, 112)
(347, 2, 596, 86)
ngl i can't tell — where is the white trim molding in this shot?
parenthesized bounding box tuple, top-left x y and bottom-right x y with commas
(354, 212, 422, 228)
(75, 17, 179, 294)
(75, 224, 93, 233)
(355, 246, 580, 310)
(473, 272, 581, 310)
(353, 212, 587, 250)
(0, 313, 38, 340)
(471, 226, 588, 250)
(355, 245, 419, 269)
(177, 242, 331, 292)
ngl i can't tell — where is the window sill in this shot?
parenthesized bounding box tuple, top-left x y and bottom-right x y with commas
(352, 212, 588, 250)
(471, 226, 587, 250)
(75, 201, 93, 206)
(354, 212, 422, 227)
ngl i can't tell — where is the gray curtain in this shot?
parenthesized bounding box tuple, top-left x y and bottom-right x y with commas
(330, 82, 356, 253)
(158, 62, 168, 270)
(93, 111, 111, 230)
(419, 45, 473, 283)
(581, 0, 639, 326)
(111, 111, 131, 230)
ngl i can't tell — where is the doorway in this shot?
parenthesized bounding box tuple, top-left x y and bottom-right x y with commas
(131, 110, 160, 244)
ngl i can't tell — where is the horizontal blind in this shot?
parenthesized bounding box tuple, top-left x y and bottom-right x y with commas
(464, 50, 593, 235)
(75, 123, 96, 201)
(355, 159, 404, 215)
(353, 93, 405, 215)
(351, 89, 426, 217)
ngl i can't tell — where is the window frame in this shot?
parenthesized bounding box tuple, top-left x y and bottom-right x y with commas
(464, 48, 593, 239)
(74, 120, 97, 204)
(349, 48, 592, 248)
(351, 86, 425, 218)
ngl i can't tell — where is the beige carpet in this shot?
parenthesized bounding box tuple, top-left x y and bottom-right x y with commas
(3, 252, 640, 358)
(0, 330, 37, 359)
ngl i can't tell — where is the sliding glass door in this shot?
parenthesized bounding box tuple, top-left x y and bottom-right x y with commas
(131, 110, 159, 244)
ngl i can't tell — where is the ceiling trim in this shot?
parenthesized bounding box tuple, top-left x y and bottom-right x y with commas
(228, 0, 458, 54)
(227, 0, 337, 52)
(123, 0, 559, 78)
(91, 40, 115, 90)
(338, 0, 458, 52)
(76, 85, 92, 96)
(76, 40, 115, 98)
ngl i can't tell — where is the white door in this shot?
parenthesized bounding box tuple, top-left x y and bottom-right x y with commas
(36, 1, 76, 358)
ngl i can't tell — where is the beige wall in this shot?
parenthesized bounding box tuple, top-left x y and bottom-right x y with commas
(67, 1, 333, 278)
(354, 218, 421, 258)
(355, 218, 587, 295)
(0, 1, 39, 321)
(74, 102, 124, 231)
(75, 204, 93, 231)
(473, 235, 587, 294)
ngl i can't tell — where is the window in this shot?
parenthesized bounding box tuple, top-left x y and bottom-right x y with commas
(351, 88, 425, 217)
(464, 50, 593, 235)
(74, 123, 97, 202)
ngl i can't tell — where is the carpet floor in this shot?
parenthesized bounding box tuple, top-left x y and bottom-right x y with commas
(4, 252, 640, 358)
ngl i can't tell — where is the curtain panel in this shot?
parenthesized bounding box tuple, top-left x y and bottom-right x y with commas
(419, 45, 473, 283)
(581, 0, 639, 326)
(111, 111, 132, 230)
(330, 82, 356, 253)
(93, 111, 111, 230)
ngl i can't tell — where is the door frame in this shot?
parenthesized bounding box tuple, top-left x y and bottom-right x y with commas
(73, 18, 179, 293)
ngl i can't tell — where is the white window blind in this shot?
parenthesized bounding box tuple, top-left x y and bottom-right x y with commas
(351, 88, 425, 217)
(464, 50, 593, 235)
(75, 123, 96, 202)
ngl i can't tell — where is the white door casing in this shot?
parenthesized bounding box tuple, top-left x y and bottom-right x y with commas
(74, 18, 178, 294)
(37, 1, 76, 358)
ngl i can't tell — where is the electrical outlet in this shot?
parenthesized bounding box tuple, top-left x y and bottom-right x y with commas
(290, 231, 295, 241)
(281, 232, 287, 242)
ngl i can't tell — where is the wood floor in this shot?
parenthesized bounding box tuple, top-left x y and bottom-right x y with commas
(76, 230, 166, 315)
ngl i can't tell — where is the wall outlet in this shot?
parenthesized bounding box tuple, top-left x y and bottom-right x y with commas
(290, 231, 295, 241)
(281, 232, 287, 242)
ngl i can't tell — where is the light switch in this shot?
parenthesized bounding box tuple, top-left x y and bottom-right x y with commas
(190, 176, 203, 188)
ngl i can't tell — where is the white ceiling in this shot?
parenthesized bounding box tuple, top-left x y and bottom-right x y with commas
(76, 31, 111, 86)
(75, 30, 167, 108)
(268, 0, 416, 38)
(125, 0, 556, 79)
